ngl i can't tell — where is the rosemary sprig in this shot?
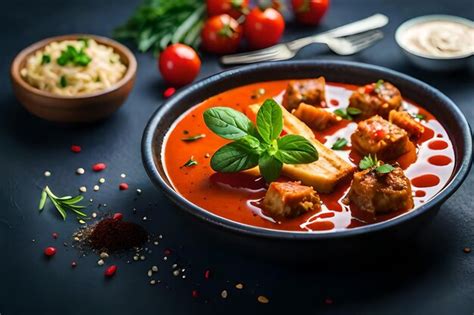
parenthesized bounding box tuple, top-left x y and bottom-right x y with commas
(39, 186, 87, 220)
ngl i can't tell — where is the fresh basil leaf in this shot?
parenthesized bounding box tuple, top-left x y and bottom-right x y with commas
(210, 142, 259, 173)
(375, 164, 395, 174)
(203, 107, 256, 140)
(347, 107, 362, 116)
(359, 154, 377, 170)
(331, 137, 348, 150)
(256, 99, 283, 143)
(237, 135, 263, 153)
(258, 152, 283, 183)
(274, 135, 318, 164)
(334, 108, 351, 120)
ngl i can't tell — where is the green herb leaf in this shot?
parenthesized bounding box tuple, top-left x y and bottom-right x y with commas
(359, 154, 377, 170)
(411, 113, 426, 120)
(259, 152, 283, 182)
(41, 54, 51, 65)
(39, 189, 47, 210)
(375, 164, 395, 174)
(256, 99, 283, 143)
(59, 76, 67, 88)
(182, 156, 198, 167)
(275, 135, 318, 164)
(347, 107, 362, 116)
(375, 79, 384, 90)
(335, 107, 362, 120)
(39, 186, 87, 220)
(56, 45, 92, 67)
(211, 141, 259, 173)
(181, 134, 206, 142)
(331, 137, 348, 150)
(203, 107, 256, 140)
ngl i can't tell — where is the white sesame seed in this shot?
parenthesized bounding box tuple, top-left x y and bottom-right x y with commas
(76, 168, 85, 175)
(158, 235, 163, 239)
(173, 270, 180, 276)
(133, 256, 139, 261)
(163, 257, 168, 261)
(93, 185, 100, 191)
(140, 255, 146, 261)
(100, 252, 109, 259)
(121, 173, 126, 178)
(136, 189, 142, 195)
(172, 264, 177, 268)
(151, 266, 158, 272)
(99, 178, 105, 184)
(79, 186, 87, 193)
(44, 171, 52, 177)
(153, 241, 159, 246)
(78, 219, 86, 224)
(89, 198, 93, 202)
(150, 280, 156, 285)
(147, 270, 153, 277)
(142, 216, 147, 221)
(97, 259, 104, 266)
(235, 283, 244, 289)
(92, 212, 97, 218)
(221, 290, 228, 299)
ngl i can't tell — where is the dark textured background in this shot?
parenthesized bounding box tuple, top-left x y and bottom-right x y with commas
(0, 1, 473, 314)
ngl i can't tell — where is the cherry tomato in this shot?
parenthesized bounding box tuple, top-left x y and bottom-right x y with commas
(206, 0, 249, 19)
(202, 14, 243, 54)
(291, 0, 329, 25)
(159, 44, 201, 87)
(244, 8, 285, 49)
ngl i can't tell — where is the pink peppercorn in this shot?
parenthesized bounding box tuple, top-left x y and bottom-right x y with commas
(105, 265, 117, 277)
(204, 269, 211, 279)
(163, 87, 176, 98)
(119, 183, 129, 191)
(192, 290, 199, 298)
(52, 232, 59, 239)
(112, 213, 123, 221)
(71, 261, 77, 268)
(92, 163, 107, 172)
(44, 247, 56, 257)
(71, 145, 82, 153)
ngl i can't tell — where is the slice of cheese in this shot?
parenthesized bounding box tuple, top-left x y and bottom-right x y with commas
(247, 104, 355, 193)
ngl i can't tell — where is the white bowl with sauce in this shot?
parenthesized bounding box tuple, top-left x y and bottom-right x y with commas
(395, 15, 474, 71)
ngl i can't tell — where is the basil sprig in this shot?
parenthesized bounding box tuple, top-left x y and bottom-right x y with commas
(203, 99, 318, 182)
(359, 154, 395, 174)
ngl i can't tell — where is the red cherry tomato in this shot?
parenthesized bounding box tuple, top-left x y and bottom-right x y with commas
(244, 8, 285, 49)
(206, 0, 249, 19)
(202, 14, 243, 54)
(159, 44, 201, 87)
(291, 0, 329, 25)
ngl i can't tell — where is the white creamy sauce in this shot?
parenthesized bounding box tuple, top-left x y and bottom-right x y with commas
(401, 20, 474, 58)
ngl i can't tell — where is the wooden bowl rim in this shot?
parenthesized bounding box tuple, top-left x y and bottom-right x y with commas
(10, 33, 137, 100)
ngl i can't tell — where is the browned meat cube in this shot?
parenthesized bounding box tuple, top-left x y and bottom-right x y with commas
(293, 103, 342, 131)
(347, 166, 413, 214)
(351, 116, 409, 161)
(349, 81, 402, 119)
(389, 110, 425, 140)
(282, 77, 326, 111)
(263, 181, 321, 218)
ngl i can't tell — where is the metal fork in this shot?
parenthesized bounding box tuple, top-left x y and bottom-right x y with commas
(221, 14, 388, 65)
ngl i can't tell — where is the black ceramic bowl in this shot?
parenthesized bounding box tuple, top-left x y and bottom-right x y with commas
(142, 61, 472, 253)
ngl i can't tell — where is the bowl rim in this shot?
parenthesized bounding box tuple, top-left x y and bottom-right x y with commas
(142, 60, 473, 240)
(10, 33, 137, 100)
(394, 14, 474, 60)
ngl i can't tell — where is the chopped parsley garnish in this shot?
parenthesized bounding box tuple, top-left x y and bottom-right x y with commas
(57, 45, 92, 67)
(41, 54, 51, 65)
(331, 137, 348, 150)
(334, 107, 362, 120)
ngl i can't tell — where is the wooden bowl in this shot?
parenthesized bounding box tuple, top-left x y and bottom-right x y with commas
(10, 34, 137, 123)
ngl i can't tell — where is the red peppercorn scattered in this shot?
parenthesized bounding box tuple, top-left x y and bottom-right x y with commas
(119, 183, 129, 191)
(92, 163, 107, 172)
(204, 269, 211, 279)
(52, 232, 59, 239)
(330, 99, 339, 106)
(163, 87, 176, 99)
(71, 261, 77, 268)
(71, 145, 82, 153)
(324, 298, 333, 305)
(105, 265, 117, 277)
(463, 247, 471, 253)
(192, 290, 199, 298)
(112, 212, 123, 221)
(164, 249, 172, 256)
(44, 247, 56, 257)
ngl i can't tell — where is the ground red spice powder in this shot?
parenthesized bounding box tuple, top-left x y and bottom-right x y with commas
(88, 218, 148, 252)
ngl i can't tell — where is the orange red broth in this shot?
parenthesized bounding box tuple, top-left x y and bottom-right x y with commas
(162, 80, 455, 232)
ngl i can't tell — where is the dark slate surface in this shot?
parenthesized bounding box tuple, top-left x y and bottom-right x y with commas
(0, 0, 473, 314)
